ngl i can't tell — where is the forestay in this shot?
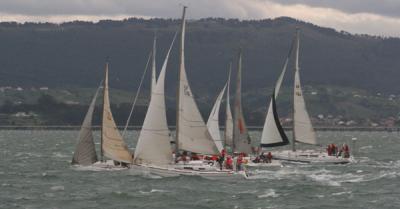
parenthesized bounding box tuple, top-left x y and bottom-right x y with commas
(71, 83, 101, 165)
(102, 64, 133, 163)
(134, 33, 177, 166)
(260, 40, 294, 147)
(176, 7, 219, 155)
(293, 30, 317, 145)
(232, 51, 253, 154)
(207, 83, 227, 153)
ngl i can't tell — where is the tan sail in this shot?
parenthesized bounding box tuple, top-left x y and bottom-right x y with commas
(102, 63, 133, 163)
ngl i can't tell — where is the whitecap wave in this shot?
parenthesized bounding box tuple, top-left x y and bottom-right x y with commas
(257, 189, 279, 198)
(50, 185, 65, 191)
(139, 189, 168, 194)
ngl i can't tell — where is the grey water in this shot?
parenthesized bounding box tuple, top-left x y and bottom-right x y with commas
(1, 130, 399, 209)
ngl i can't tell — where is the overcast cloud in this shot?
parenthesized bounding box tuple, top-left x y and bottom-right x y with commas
(0, 0, 399, 37)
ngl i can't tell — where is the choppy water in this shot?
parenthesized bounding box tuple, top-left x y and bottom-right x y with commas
(1, 130, 399, 209)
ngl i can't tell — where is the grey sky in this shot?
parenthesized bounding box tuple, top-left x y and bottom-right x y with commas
(0, 0, 399, 37)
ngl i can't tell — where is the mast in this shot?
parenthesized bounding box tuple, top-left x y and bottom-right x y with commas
(101, 62, 108, 161)
(175, 6, 187, 155)
(151, 33, 157, 99)
(292, 28, 300, 152)
(224, 62, 232, 153)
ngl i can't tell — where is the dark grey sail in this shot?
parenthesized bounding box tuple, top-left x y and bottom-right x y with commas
(71, 84, 101, 165)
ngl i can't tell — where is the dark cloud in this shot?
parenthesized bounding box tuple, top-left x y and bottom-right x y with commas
(267, 0, 400, 18)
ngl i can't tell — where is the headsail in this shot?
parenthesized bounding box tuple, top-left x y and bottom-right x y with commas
(293, 29, 317, 147)
(260, 39, 294, 147)
(232, 50, 253, 154)
(71, 83, 101, 165)
(102, 63, 133, 163)
(224, 64, 233, 148)
(175, 7, 219, 155)
(207, 83, 227, 153)
(134, 32, 177, 165)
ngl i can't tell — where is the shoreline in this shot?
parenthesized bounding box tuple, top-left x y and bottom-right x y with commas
(0, 125, 398, 132)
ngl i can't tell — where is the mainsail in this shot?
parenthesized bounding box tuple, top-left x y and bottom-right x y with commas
(224, 64, 233, 147)
(71, 83, 101, 165)
(232, 50, 253, 154)
(260, 39, 294, 147)
(134, 32, 177, 165)
(102, 63, 133, 163)
(207, 83, 227, 153)
(293, 29, 317, 147)
(175, 7, 219, 155)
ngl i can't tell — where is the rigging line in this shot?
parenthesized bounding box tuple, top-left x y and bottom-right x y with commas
(122, 50, 153, 138)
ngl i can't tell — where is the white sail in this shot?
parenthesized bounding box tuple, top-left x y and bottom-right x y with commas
(151, 35, 157, 96)
(71, 83, 101, 165)
(260, 41, 294, 147)
(176, 7, 219, 155)
(207, 84, 227, 153)
(134, 33, 177, 165)
(225, 65, 233, 147)
(232, 51, 253, 154)
(102, 63, 133, 163)
(293, 30, 317, 145)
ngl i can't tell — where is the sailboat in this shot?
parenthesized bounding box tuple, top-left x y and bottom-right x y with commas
(72, 63, 134, 169)
(232, 50, 253, 155)
(130, 6, 247, 179)
(268, 29, 351, 164)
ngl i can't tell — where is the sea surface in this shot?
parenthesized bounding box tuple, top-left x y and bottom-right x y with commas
(1, 130, 399, 209)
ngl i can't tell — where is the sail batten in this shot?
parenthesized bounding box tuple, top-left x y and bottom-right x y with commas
(175, 7, 219, 155)
(71, 83, 101, 165)
(102, 64, 133, 163)
(232, 50, 253, 154)
(133, 32, 177, 165)
(293, 29, 317, 146)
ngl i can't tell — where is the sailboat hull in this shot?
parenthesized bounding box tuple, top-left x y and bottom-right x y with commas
(271, 150, 352, 164)
(130, 163, 248, 180)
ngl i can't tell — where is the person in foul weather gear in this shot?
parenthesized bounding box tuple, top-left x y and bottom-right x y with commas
(266, 152, 273, 163)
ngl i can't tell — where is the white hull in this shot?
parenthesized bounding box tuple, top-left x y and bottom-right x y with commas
(244, 160, 283, 168)
(272, 150, 351, 164)
(130, 163, 248, 180)
(72, 160, 129, 171)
